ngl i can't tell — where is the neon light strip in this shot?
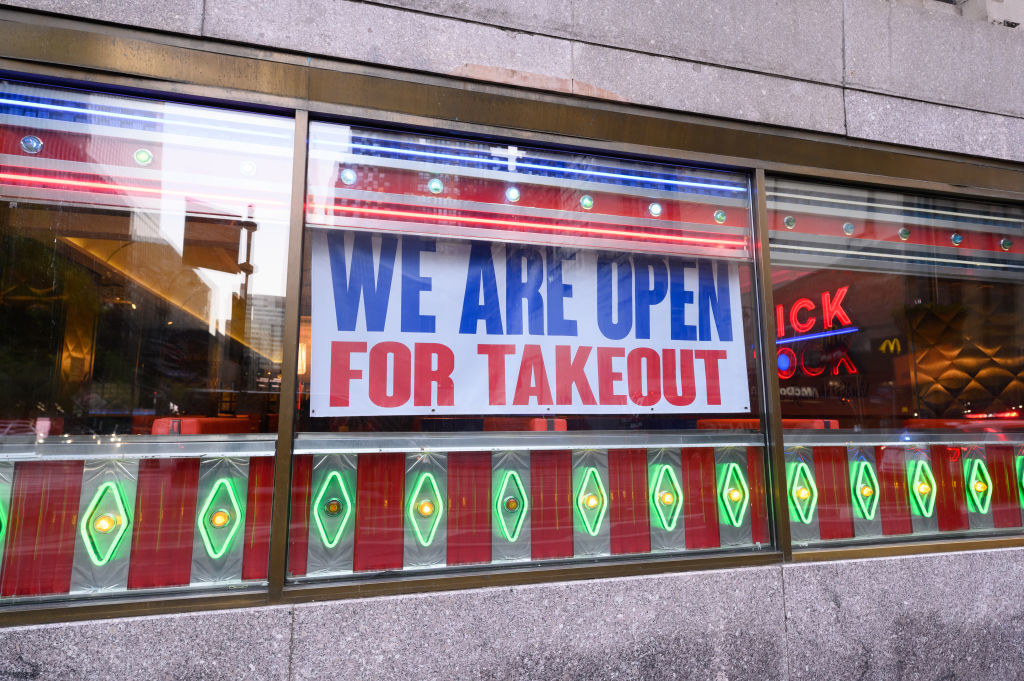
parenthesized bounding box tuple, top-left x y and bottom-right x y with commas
(0, 97, 291, 138)
(316, 203, 748, 248)
(312, 470, 353, 549)
(850, 460, 880, 521)
(407, 472, 444, 547)
(776, 327, 859, 345)
(197, 477, 243, 560)
(0, 171, 288, 207)
(79, 480, 131, 567)
(787, 460, 819, 525)
(328, 141, 747, 193)
(769, 191, 1023, 225)
(494, 470, 528, 542)
(772, 243, 1024, 271)
(649, 464, 683, 532)
(718, 462, 750, 528)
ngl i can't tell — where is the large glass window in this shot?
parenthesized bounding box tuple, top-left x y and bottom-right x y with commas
(768, 177, 1024, 545)
(0, 81, 293, 600)
(287, 123, 770, 580)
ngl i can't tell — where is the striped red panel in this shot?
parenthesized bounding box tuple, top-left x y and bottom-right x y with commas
(987, 445, 1023, 529)
(1, 461, 84, 597)
(681, 447, 720, 549)
(446, 451, 492, 566)
(530, 450, 573, 560)
(746, 447, 771, 545)
(930, 446, 969, 532)
(287, 455, 313, 578)
(876, 446, 912, 536)
(353, 452, 405, 572)
(241, 457, 275, 580)
(127, 458, 200, 589)
(608, 449, 651, 555)
(812, 447, 854, 540)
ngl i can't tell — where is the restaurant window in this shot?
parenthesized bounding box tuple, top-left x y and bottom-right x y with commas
(0, 81, 293, 600)
(288, 122, 770, 580)
(768, 177, 1024, 546)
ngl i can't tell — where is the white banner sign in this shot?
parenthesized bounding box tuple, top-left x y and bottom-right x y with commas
(310, 231, 750, 417)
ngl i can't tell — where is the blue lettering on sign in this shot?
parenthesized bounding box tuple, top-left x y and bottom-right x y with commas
(546, 247, 577, 337)
(596, 255, 632, 340)
(400, 236, 436, 333)
(698, 259, 732, 341)
(669, 259, 697, 341)
(326, 231, 396, 332)
(505, 246, 544, 335)
(459, 242, 503, 334)
(633, 256, 668, 340)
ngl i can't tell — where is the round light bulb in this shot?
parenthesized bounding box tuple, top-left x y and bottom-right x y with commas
(842, 222, 856, 236)
(796, 486, 811, 501)
(340, 168, 357, 185)
(898, 227, 911, 241)
(648, 202, 663, 217)
(860, 485, 874, 498)
(427, 178, 444, 194)
(584, 493, 600, 510)
(951, 232, 964, 246)
(973, 481, 988, 493)
(504, 497, 519, 512)
(210, 510, 231, 528)
(93, 514, 116, 534)
(19, 135, 43, 154)
(1000, 237, 1012, 252)
(917, 482, 931, 495)
(713, 209, 727, 224)
(134, 148, 153, 166)
(728, 489, 743, 503)
(417, 500, 435, 517)
(325, 498, 343, 516)
(659, 491, 675, 506)
(783, 215, 796, 229)
(579, 195, 594, 210)
(505, 186, 521, 202)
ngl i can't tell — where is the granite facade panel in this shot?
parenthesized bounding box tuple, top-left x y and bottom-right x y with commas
(0, 0, 203, 33)
(290, 566, 788, 681)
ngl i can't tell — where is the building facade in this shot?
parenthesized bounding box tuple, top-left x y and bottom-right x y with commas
(0, 1, 1023, 679)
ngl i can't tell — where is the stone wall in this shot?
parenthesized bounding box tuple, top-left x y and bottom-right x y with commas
(1, 547, 1022, 680)
(0, 0, 1022, 162)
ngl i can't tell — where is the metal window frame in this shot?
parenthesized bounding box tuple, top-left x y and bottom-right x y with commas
(0, 7, 1023, 626)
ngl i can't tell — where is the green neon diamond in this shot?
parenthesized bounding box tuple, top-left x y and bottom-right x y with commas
(963, 458, 993, 515)
(574, 466, 608, 537)
(494, 470, 529, 542)
(907, 460, 937, 518)
(850, 460, 880, 520)
(0, 497, 6, 547)
(407, 472, 444, 547)
(197, 477, 243, 560)
(312, 470, 353, 549)
(718, 462, 749, 527)
(650, 464, 683, 531)
(787, 461, 819, 525)
(1016, 455, 1024, 506)
(80, 481, 131, 567)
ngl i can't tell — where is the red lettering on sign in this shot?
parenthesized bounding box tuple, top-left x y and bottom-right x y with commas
(790, 298, 817, 334)
(477, 344, 516, 405)
(555, 345, 596, 405)
(368, 342, 411, 407)
(513, 345, 553, 405)
(596, 347, 627, 405)
(330, 341, 367, 407)
(414, 343, 455, 406)
(627, 348, 660, 406)
(695, 349, 727, 405)
(821, 286, 851, 329)
(662, 349, 696, 407)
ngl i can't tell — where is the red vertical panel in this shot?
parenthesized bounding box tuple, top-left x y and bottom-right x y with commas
(1, 461, 83, 597)
(987, 445, 1022, 529)
(746, 447, 771, 545)
(608, 449, 650, 555)
(446, 451, 492, 566)
(241, 457, 275, 580)
(877, 446, 912, 536)
(930, 446, 969, 532)
(813, 447, 855, 540)
(353, 452, 405, 572)
(128, 458, 200, 589)
(287, 454, 313, 577)
(681, 447, 719, 549)
(530, 450, 573, 560)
